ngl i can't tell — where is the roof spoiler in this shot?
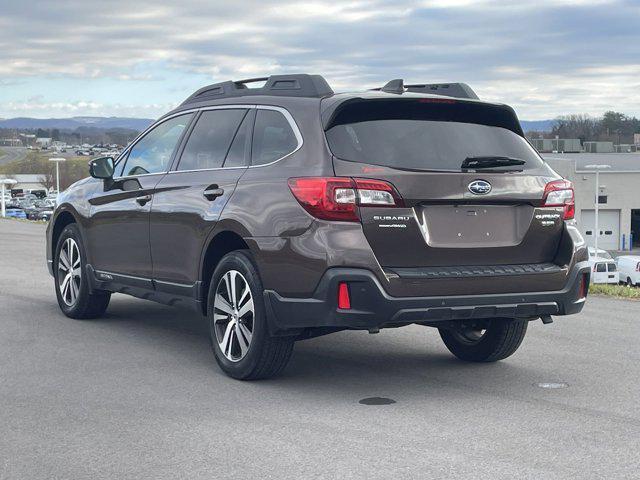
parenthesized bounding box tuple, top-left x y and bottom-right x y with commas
(374, 79, 479, 99)
(181, 74, 334, 105)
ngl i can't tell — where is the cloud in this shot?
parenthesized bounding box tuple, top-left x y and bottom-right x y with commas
(0, 0, 638, 118)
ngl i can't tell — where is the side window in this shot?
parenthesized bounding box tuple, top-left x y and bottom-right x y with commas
(251, 109, 299, 166)
(177, 109, 247, 171)
(121, 114, 193, 176)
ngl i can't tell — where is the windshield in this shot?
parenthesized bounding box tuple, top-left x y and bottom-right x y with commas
(325, 100, 543, 172)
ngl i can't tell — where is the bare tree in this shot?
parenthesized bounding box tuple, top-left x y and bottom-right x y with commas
(552, 114, 599, 143)
(38, 170, 56, 192)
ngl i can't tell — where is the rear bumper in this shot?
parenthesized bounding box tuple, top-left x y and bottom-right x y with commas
(264, 262, 591, 334)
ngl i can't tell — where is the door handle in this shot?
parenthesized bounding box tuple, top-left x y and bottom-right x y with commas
(204, 186, 224, 201)
(136, 194, 152, 206)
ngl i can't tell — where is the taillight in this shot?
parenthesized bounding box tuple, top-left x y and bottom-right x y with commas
(288, 177, 403, 222)
(543, 179, 575, 220)
(636, 262, 640, 272)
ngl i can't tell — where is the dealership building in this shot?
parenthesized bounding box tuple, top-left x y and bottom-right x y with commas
(544, 153, 640, 251)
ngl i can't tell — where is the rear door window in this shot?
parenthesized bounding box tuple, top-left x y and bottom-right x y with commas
(223, 109, 254, 168)
(596, 263, 606, 273)
(325, 100, 543, 172)
(251, 109, 299, 166)
(177, 109, 247, 171)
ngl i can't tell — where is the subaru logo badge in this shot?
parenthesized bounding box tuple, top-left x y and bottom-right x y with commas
(468, 180, 492, 195)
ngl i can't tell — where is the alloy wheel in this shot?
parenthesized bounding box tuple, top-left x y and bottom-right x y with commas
(452, 326, 487, 344)
(213, 270, 255, 362)
(58, 238, 82, 306)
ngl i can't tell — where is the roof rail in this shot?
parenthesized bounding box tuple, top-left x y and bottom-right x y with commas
(374, 79, 479, 99)
(181, 74, 334, 105)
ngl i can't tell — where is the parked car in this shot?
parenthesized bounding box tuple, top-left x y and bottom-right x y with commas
(615, 255, 640, 287)
(46, 74, 590, 380)
(5, 207, 27, 219)
(588, 247, 613, 260)
(589, 258, 619, 284)
(33, 209, 54, 221)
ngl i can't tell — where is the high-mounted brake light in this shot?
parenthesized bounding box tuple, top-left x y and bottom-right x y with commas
(543, 179, 575, 220)
(288, 177, 403, 222)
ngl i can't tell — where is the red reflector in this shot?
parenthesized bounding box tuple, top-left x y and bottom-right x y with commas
(338, 282, 351, 310)
(579, 273, 589, 299)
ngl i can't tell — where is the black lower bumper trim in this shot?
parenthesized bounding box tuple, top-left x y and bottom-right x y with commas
(386, 262, 563, 279)
(264, 263, 590, 334)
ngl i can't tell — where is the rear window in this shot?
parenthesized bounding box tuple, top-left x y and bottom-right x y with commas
(252, 110, 299, 166)
(325, 100, 543, 172)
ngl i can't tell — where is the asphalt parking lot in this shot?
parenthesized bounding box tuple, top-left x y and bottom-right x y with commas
(1, 219, 639, 479)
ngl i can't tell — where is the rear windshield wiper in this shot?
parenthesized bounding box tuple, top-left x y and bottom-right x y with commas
(461, 156, 526, 171)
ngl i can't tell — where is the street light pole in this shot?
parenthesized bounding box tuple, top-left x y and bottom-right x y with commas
(585, 164, 611, 253)
(48, 157, 66, 198)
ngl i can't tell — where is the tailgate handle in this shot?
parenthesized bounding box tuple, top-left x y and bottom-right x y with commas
(204, 185, 224, 200)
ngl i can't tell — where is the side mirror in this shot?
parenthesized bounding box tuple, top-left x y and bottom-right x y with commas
(89, 157, 115, 179)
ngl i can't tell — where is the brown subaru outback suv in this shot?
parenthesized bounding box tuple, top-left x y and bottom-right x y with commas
(46, 74, 590, 379)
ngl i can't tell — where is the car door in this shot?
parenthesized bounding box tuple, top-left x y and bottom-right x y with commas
(85, 113, 194, 280)
(592, 262, 607, 283)
(149, 107, 253, 295)
(606, 262, 619, 284)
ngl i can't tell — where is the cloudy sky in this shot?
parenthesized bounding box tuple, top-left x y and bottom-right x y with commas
(0, 0, 638, 120)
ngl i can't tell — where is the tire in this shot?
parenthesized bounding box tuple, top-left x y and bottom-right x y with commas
(439, 318, 528, 362)
(54, 224, 111, 319)
(207, 250, 294, 380)
(627, 277, 634, 287)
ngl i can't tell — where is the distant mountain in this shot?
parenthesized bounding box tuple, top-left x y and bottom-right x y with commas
(520, 120, 556, 132)
(0, 115, 557, 134)
(0, 116, 154, 131)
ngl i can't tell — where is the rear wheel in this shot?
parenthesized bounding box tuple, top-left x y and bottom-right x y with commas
(439, 318, 528, 362)
(627, 277, 634, 287)
(54, 224, 110, 319)
(208, 250, 294, 380)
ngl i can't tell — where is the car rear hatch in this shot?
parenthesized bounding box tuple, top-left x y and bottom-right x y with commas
(324, 97, 569, 269)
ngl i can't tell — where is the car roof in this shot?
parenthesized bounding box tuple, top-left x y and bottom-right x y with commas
(590, 257, 615, 262)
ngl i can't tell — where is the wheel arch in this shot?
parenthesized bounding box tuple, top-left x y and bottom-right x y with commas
(200, 228, 252, 316)
(51, 208, 80, 260)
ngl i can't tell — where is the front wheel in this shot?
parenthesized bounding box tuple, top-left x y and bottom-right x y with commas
(54, 224, 111, 319)
(208, 250, 294, 380)
(439, 318, 528, 362)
